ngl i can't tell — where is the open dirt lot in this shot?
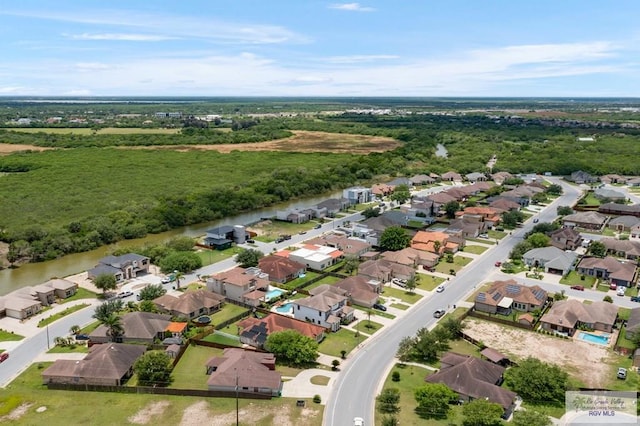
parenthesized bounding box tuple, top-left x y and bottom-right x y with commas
(0, 143, 52, 155)
(463, 318, 614, 388)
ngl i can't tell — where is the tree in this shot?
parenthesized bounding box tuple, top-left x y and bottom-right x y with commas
(134, 350, 173, 386)
(433, 240, 442, 253)
(265, 330, 319, 366)
(93, 299, 124, 323)
(405, 276, 417, 294)
(331, 359, 340, 371)
(139, 299, 158, 312)
(396, 336, 416, 363)
(236, 248, 264, 268)
(546, 184, 563, 196)
(377, 387, 401, 414)
(503, 357, 568, 405)
(343, 255, 359, 274)
(527, 232, 551, 248)
(526, 222, 560, 237)
(381, 416, 399, 426)
(414, 326, 451, 362)
(603, 295, 613, 303)
(69, 325, 80, 335)
(174, 270, 184, 290)
(462, 398, 503, 426)
(512, 409, 552, 426)
(444, 201, 460, 219)
(93, 273, 117, 295)
(390, 184, 411, 204)
(531, 192, 547, 204)
(362, 206, 381, 218)
(138, 284, 166, 301)
(557, 205, 573, 216)
(440, 317, 466, 339)
(159, 251, 202, 274)
(414, 383, 457, 419)
(100, 312, 124, 342)
(166, 236, 197, 251)
(502, 210, 524, 228)
(379, 226, 411, 251)
(589, 241, 606, 257)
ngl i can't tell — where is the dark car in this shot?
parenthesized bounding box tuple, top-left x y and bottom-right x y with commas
(75, 334, 90, 341)
(246, 239, 255, 244)
(631, 296, 640, 303)
(433, 309, 445, 318)
(373, 303, 387, 311)
(314, 224, 322, 229)
(570, 285, 585, 291)
(533, 218, 539, 223)
(0, 352, 9, 363)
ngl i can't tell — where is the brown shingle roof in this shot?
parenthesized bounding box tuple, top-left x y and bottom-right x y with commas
(206, 348, 281, 391)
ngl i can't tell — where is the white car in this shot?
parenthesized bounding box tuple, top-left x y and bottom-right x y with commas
(353, 417, 364, 426)
(436, 285, 445, 293)
(161, 276, 172, 284)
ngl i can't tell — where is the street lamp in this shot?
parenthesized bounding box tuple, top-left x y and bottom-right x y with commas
(46, 324, 50, 349)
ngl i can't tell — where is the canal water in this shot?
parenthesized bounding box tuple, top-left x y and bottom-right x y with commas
(0, 190, 343, 295)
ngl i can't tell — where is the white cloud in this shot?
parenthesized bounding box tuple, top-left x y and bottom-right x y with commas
(68, 33, 177, 41)
(325, 55, 399, 64)
(329, 3, 375, 12)
(74, 62, 114, 72)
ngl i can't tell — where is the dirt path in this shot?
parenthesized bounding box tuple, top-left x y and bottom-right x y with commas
(463, 318, 613, 388)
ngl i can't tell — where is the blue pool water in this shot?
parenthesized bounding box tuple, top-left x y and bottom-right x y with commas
(265, 288, 285, 302)
(276, 302, 294, 313)
(577, 332, 609, 346)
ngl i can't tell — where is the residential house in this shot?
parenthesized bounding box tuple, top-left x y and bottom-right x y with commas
(540, 300, 618, 335)
(600, 174, 627, 185)
(600, 238, 640, 260)
(342, 186, 372, 205)
(447, 217, 486, 239)
(409, 174, 436, 186)
(426, 352, 517, 416)
(594, 188, 626, 202)
(89, 312, 173, 344)
(40, 278, 78, 300)
(441, 171, 462, 182)
(206, 348, 282, 396)
(203, 225, 247, 250)
(380, 247, 439, 269)
(628, 177, 640, 187)
(358, 259, 415, 283)
(570, 170, 597, 184)
(465, 172, 487, 182)
(333, 276, 382, 307)
(491, 171, 514, 185)
(88, 253, 150, 282)
(371, 183, 394, 197)
(292, 286, 354, 331)
(305, 233, 371, 258)
(427, 191, 458, 210)
(411, 230, 461, 255)
(607, 216, 640, 233)
(522, 246, 577, 275)
(387, 177, 412, 188)
(13, 285, 54, 306)
(288, 244, 343, 271)
(258, 255, 306, 284)
(599, 203, 640, 218)
(153, 289, 225, 319)
(0, 296, 42, 320)
(489, 198, 521, 212)
(562, 211, 608, 231)
(238, 314, 325, 348)
(576, 256, 637, 287)
(42, 343, 146, 386)
(315, 198, 349, 217)
(548, 227, 582, 251)
(631, 223, 640, 241)
(625, 308, 640, 340)
(407, 197, 436, 221)
(275, 208, 312, 224)
(486, 194, 529, 208)
(474, 280, 547, 315)
(207, 267, 270, 306)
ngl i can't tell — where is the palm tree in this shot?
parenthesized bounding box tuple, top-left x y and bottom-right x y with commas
(69, 325, 80, 335)
(101, 312, 124, 342)
(174, 271, 184, 290)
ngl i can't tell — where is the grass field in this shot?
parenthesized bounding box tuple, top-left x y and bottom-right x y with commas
(37, 303, 90, 328)
(210, 304, 249, 327)
(59, 287, 98, 303)
(0, 329, 24, 342)
(380, 287, 423, 304)
(462, 245, 488, 255)
(318, 327, 362, 357)
(434, 255, 473, 274)
(1, 127, 181, 135)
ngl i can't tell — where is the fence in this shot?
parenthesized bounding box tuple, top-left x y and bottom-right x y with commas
(466, 310, 534, 331)
(46, 382, 272, 399)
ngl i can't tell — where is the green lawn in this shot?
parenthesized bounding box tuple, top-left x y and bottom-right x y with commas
(210, 304, 249, 327)
(466, 237, 496, 245)
(0, 329, 25, 342)
(615, 326, 636, 351)
(379, 286, 423, 304)
(488, 229, 507, 239)
(318, 327, 362, 357)
(196, 246, 244, 266)
(37, 303, 90, 328)
(390, 303, 409, 310)
(279, 271, 321, 291)
(201, 331, 242, 347)
(79, 320, 102, 335)
(47, 344, 90, 354)
(304, 275, 342, 291)
(559, 271, 597, 287)
(434, 255, 473, 274)
(352, 305, 396, 320)
(59, 287, 98, 303)
(171, 344, 224, 389)
(353, 320, 384, 334)
(417, 274, 446, 291)
(462, 245, 488, 255)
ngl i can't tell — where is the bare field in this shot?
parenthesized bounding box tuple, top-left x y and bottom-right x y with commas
(463, 318, 613, 388)
(0, 143, 52, 154)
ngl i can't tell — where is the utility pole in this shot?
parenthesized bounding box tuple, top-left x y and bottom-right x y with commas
(46, 324, 50, 349)
(235, 369, 239, 426)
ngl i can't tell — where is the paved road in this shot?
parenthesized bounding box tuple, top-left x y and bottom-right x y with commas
(323, 177, 584, 426)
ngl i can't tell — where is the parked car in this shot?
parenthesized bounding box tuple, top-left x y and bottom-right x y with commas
(299, 231, 307, 235)
(246, 239, 255, 244)
(0, 352, 9, 363)
(392, 278, 407, 287)
(631, 296, 640, 303)
(75, 334, 90, 341)
(494, 261, 502, 267)
(161, 276, 172, 284)
(117, 290, 133, 299)
(433, 309, 446, 318)
(617, 367, 627, 380)
(610, 283, 617, 290)
(617, 286, 627, 296)
(314, 224, 322, 229)
(533, 218, 539, 223)
(570, 285, 585, 291)
(478, 233, 489, 239)
(373, 303, 387, 312)
(353, 417, 365, 426)
(436, 285, 445, 293)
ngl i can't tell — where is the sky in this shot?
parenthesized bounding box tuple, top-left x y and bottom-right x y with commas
(1, 1, 640, 97)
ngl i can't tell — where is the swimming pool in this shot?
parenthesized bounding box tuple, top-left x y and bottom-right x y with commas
(577, 331, 610, 346)
(276, 302, 294, 314)
(265, 286, 285, 302)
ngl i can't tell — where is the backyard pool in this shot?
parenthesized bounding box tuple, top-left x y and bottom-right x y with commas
(265, 286, 285, 302)
(577, 331, 610, 346)
(275, 302, 294, 314)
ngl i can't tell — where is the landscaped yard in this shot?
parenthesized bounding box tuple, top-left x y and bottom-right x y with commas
(390, 303, 409, 310)
(462, 244, 488, 255)
(279, 271, 321, 291)
(170, 344, 224, 390)
(304, 275, 342, 291)
(195, 246, 244, 266)
(2, 362, 323, 425)
(0, 329, 24, 342)
(47, 343, 89, 354)
(352, 305, 396, 320)
(210, 304, 249, 326)
(59, 287, 98, 303)
(488, 229, 507, 239)
(37, 303, 90, 328)
(559, 271, 597, 287)
(318, 327, 362, 357)
(434, 255, 473, 274)
(416, 273, 445, 291)
(380, 286, 423, 304)
(201, 331, 241, 347)
(353, 319, 384, 334)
